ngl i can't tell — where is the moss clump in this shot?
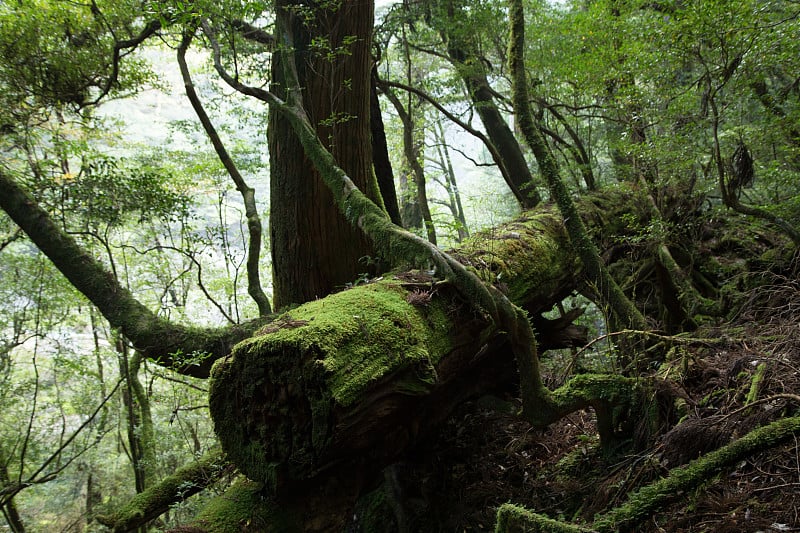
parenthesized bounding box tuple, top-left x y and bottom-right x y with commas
(232, 278, 451, 407)
(192, 479, 295, 532)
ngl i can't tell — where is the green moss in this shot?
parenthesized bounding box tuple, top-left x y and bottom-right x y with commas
(96, 448, 228, 531)
(209, 278, 458, 487)
(193, 479, 298, 532)
(591, 415, 800, 532)
(494, 503, 594, 533)
(745, 362, 767, 405)
(457, 209, 578, 307)
(234, 279, 451, 407)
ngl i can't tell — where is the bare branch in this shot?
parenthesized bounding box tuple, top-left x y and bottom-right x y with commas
(178, 29, 271, 316)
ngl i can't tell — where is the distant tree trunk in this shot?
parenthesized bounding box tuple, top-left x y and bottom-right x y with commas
(750, 79, 800, 169)
(383, 86, 437, 244)
(602, 1, 655, 186)
(117, 337, 156, 533)
(398, 169, 423, 230)
(269, 0, 384, 308)
(432, 119, 469, 242)
(86, 309, 107, 524)
(427, 0, 541, 208)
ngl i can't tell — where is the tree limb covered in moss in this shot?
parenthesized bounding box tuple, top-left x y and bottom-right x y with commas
(96, 448, 232, 532)
(507, 0, 648, 332)
(496, 415, 800, 533)
(495, 503, 597, 533)
(0, 169, 264, 378)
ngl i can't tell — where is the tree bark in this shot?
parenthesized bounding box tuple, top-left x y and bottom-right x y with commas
(269, 0, 384, 308)
(371, 67, 403, 227)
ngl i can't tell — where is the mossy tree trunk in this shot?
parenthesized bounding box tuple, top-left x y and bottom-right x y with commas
(507, 0, 648, 332)
(200, 9, 665, 527)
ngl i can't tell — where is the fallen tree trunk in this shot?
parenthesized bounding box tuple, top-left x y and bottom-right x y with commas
(209, 206, 582, 493)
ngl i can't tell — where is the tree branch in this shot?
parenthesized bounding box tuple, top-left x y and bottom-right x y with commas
(0, 170, 264, 378)
(177, 29, 271, 316)
(96, 448, 232, 532)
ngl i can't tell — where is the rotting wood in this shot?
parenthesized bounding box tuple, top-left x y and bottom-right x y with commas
(209, 206, 583, 493)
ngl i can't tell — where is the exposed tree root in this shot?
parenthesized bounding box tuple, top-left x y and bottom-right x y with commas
(495, 415, 800, 533)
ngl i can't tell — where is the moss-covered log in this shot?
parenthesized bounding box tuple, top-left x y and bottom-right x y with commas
(494, 415, 800, 533)
(96, 448, 231, 532)
(209, 208, 580, 492)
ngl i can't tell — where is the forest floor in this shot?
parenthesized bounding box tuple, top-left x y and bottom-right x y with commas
(394, 258, 800, 532)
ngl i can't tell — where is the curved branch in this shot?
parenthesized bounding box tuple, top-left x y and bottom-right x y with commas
(96, 448, 232, 532)
(381, 85, 437, 244)
(230, 19, 275, 46)
(0, 170, 264, 378)
(378, 77, 516, 190)
(85, 18, 165, 107)
(178, 29, 272, 316)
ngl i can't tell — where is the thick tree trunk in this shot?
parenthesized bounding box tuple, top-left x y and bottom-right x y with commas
(210, 206, 581, 494)
(269, 0, 384, 308)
